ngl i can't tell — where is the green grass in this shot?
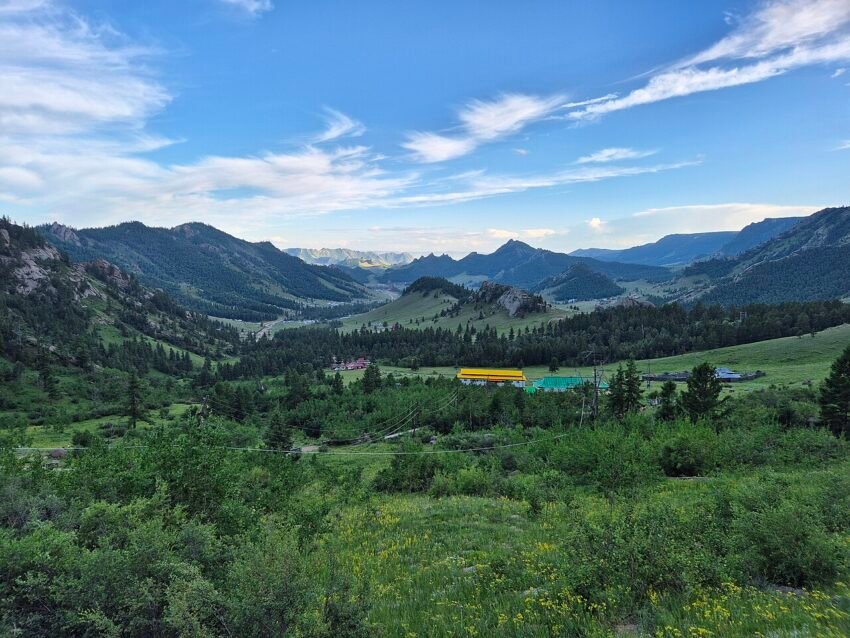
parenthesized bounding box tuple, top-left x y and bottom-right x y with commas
(362, 324, 850, 392)
(24, 403, 195, 448)
(341, 291, 570, 336)
(321, 477, 850, 637)
(95, 324, 206, 367)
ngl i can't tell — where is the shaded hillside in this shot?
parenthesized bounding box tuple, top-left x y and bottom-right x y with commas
(1, 218, 239, 369)
(533, 264, 624, 301)
(732, 206, 850, 268)
(571, 217, 804, 266)
(382, 240, 670, 286)
(683, 207, 850, 305)
(701, 245, 850, 306)
(403, 277, 471, 300)
(717, 216, 802, 257)
(39, 221, 367, 321)
(572, 232, 736, 266)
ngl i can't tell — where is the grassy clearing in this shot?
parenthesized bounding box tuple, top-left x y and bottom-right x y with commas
(341, 291, 570, 336)
(24, 403, 195, 448)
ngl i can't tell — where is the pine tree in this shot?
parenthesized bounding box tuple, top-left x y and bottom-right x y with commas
(37, 352, 57, 399)
(608, 360, 642, 419)
(362, 364, 381, 394)
(681, 363, 723, 422)
(820, 344, 850, 436)
(266, 417, 293, 450)
(657, 380, 679, 421)
(549, 357, 559, 373)
(331, 372, 345, 395)
(125, 370, 145, 428)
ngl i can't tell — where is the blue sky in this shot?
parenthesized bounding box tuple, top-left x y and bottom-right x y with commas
(1, 0, 848, 255)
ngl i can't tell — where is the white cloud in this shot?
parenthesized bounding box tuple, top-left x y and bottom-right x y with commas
(836, 140, 850, 150)
(586, 217, 605, 231)
(569, 0, 850, 120)
(576, 147, 657, 164)
(218, 0, 273, 16)
(402, 132, 477, 163)
(403, 93, 563, 162)
(459, 93, 564, 140)
(513, 148, 529, 156)
(486, 227, 558, 240)
(0, 7, 168, 135)
(312, 108, 365, 143)
(833, 67, 846, 77)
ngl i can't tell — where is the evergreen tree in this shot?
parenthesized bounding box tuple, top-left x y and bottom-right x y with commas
(549, 357, 559, 373)
(819, 344, 850, 436)
(37, 352, 58, 399)
(681, 363, 723, 422)
(362, 364, 382, 394)
(608, 360, 642, 419)
(266, 416, 293, 450)
(657, 380, 679, 421)
(284, 369, 309, 409)
(125, 370, 145, 428)
(331, 372, 345, 395)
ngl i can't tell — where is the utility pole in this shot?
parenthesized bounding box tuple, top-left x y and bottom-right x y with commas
(592, 362, 599, 421)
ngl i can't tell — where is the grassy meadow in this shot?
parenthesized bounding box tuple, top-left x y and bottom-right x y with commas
(341, 290, 570, 335)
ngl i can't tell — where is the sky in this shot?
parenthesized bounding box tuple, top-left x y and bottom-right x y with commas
(0, 0, 849, 256)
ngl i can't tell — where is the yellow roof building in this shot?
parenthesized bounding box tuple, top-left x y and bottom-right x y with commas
(456, 368, 528, 383)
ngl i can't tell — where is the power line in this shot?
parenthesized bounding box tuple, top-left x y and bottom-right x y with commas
(9, 396, 586, 458)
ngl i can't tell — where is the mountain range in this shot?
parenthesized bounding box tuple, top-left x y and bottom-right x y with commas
(693, 206, 850, 305)
(38, 222, 368, 321)
(380, 239, 671, 287)
(285, 247, 413, 269)
(27, 205, 850, 318)
(570, 217, 803, 267)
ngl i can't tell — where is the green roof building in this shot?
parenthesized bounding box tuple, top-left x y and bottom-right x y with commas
(530, 376, 609, 393)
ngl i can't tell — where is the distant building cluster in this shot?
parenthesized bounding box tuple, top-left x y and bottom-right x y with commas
(331, 357, 371, 371)
(642, 367, 765, 383)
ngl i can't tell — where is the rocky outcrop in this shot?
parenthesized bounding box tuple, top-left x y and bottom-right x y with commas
(475, 281, 547, 317)
(83, 258, 132, 290)
(9, 245, 62, 294)
(48, 222, 81, 245)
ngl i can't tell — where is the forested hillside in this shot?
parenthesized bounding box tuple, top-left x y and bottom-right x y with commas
(533, 263, 624, 300)
(682, 207, 850, 305)
(39, 221, 368, 320)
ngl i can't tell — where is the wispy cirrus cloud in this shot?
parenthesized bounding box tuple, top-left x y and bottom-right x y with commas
(218, 0, 273, 17)
(312, 108, 366, 144)
(403, 93, 564, 162)
(576, 147, 657, 164)
(0, 1, 693, 237)
(569, 0, 850, 120)
(836, 140, 850, 150)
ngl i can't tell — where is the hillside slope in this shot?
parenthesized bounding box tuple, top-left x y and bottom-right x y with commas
(342, 276, 567, 334)
(39, 221, 368, 321)
(572, 232, 736, 266)
(1, 218, 239, 367)
(532, 263, 624, 301)
(717, 216, 803, 257)
(696, 207, 850, 305)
